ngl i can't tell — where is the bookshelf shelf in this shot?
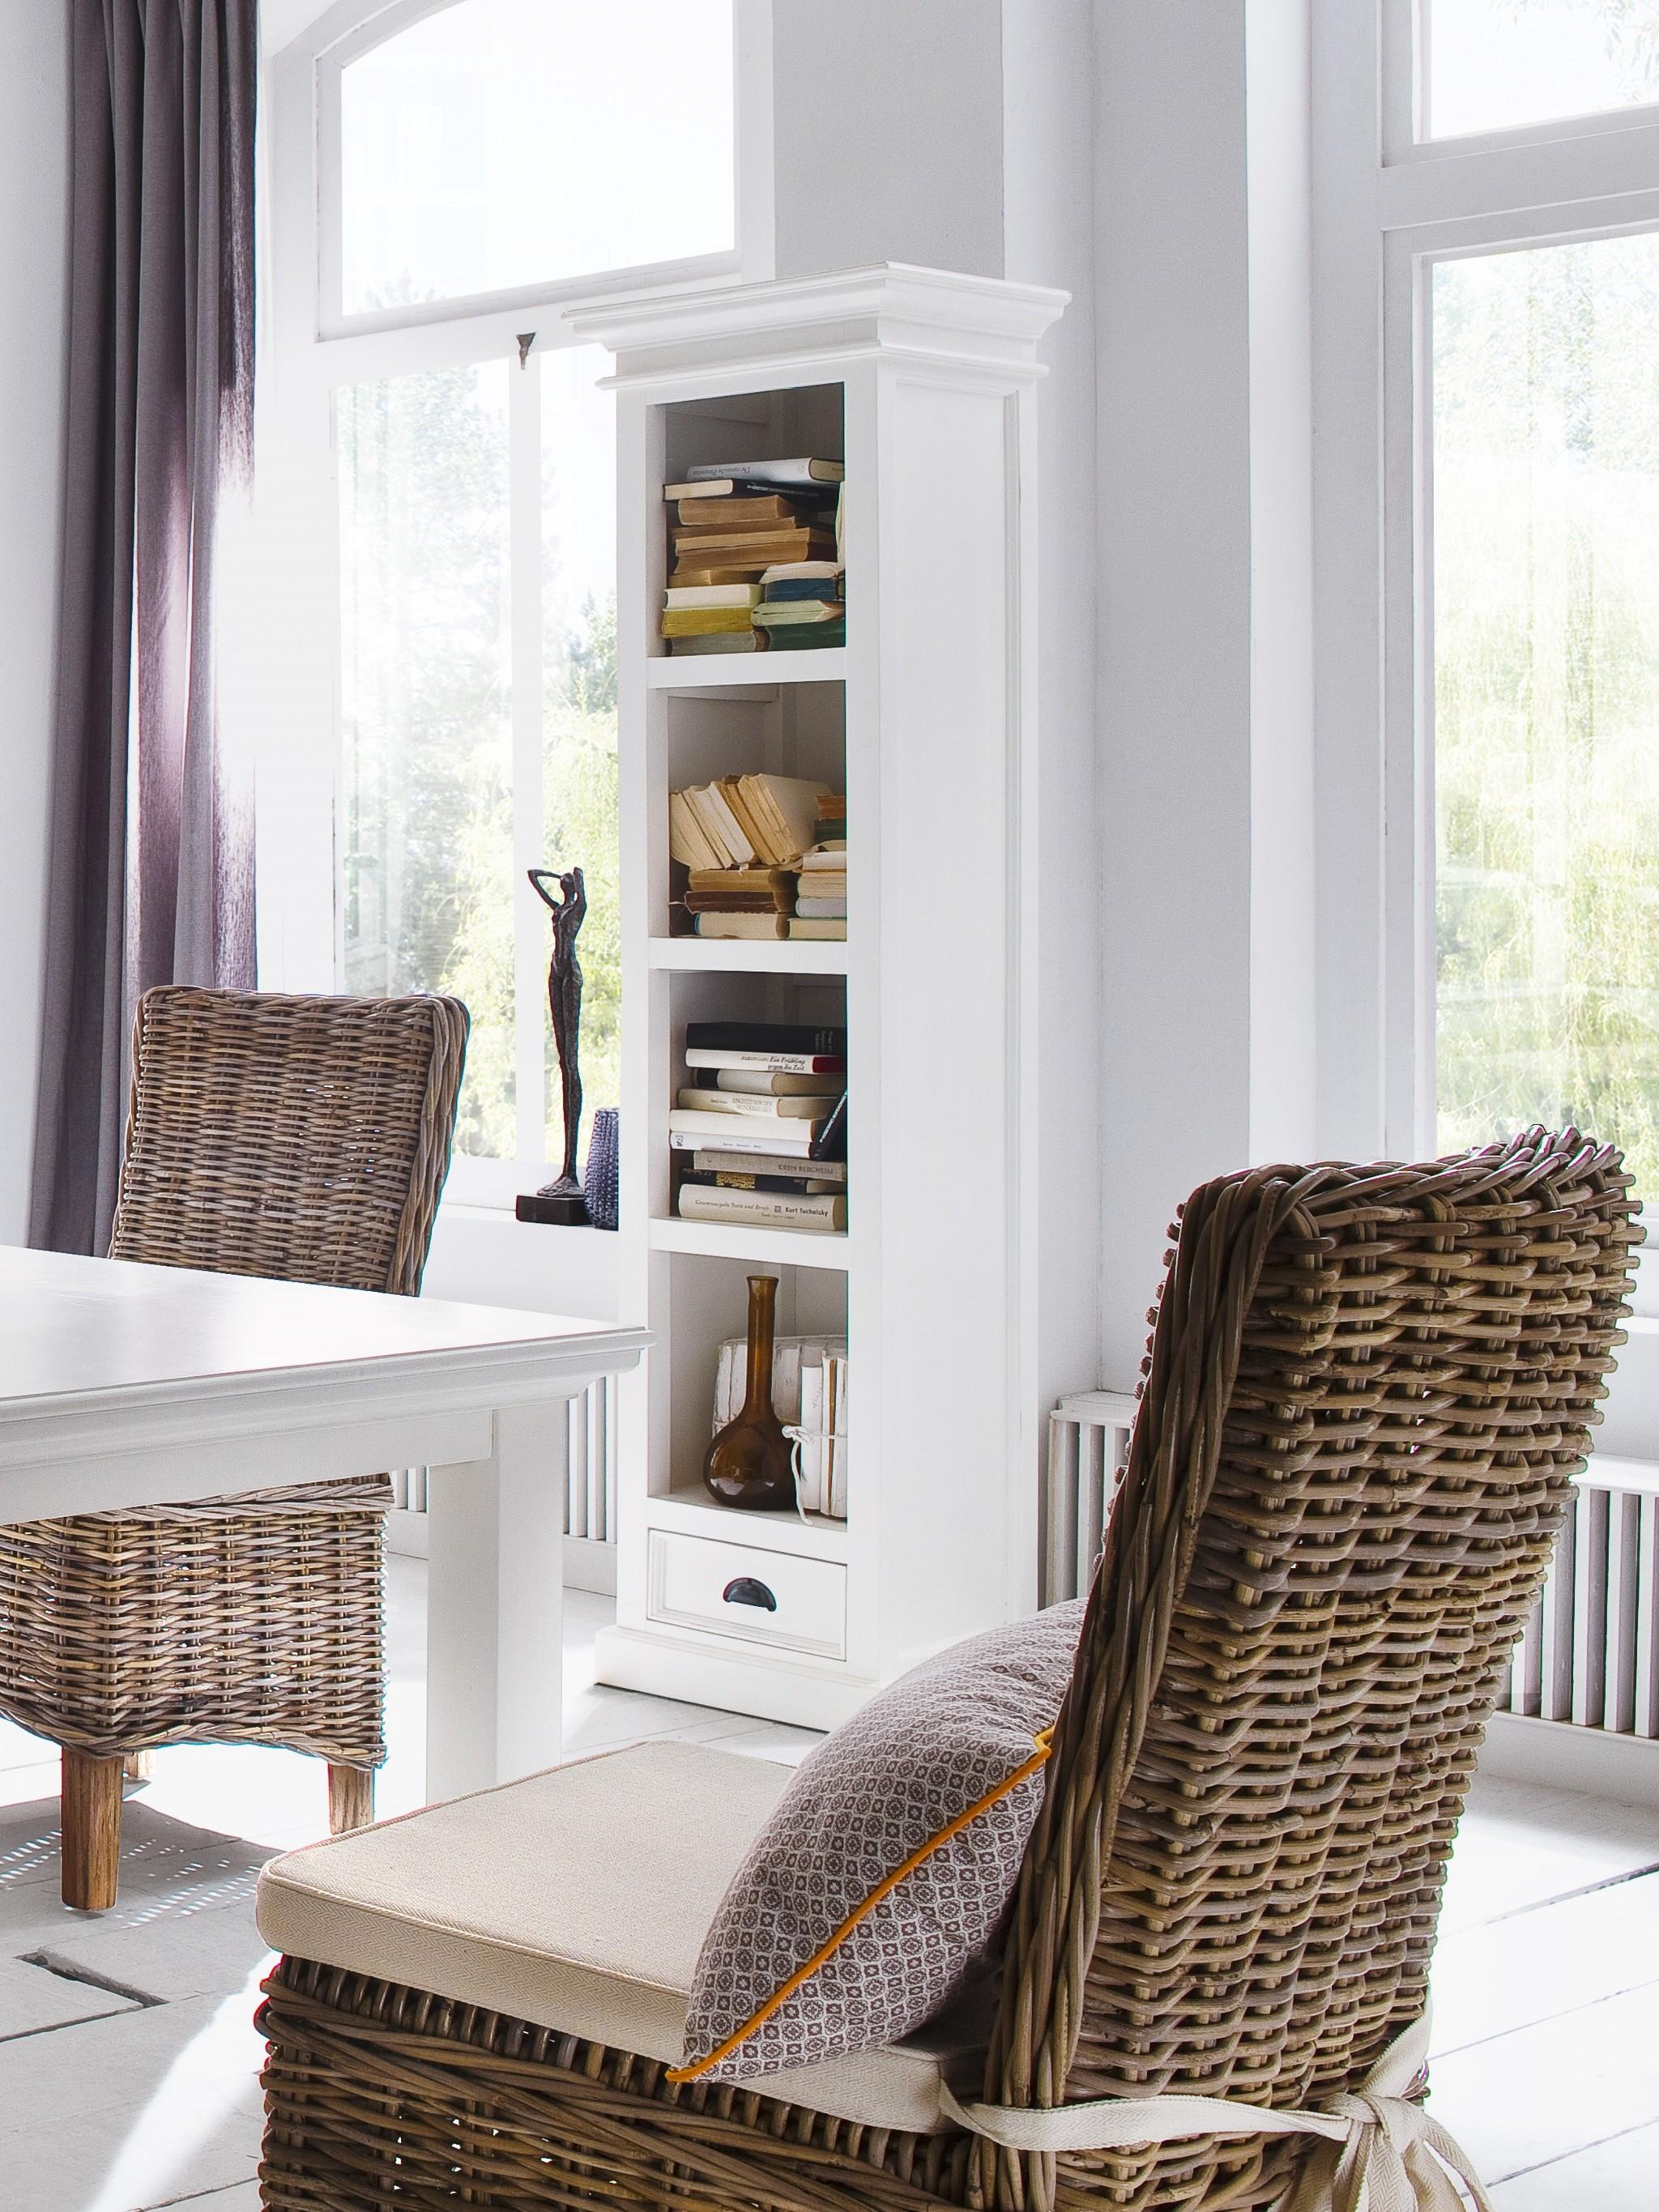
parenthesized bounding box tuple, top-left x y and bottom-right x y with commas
(653, 1484, 851, 1563)
(646, 936, 849, 976)
(574, 264, 1065, 1730)
(648, 1216, 851, 1272)
(646, 650, 847, 692)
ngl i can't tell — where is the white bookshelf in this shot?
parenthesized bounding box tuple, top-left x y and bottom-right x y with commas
(571, 266, 1066, 1729)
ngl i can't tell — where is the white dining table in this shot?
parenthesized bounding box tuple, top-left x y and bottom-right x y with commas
(0, 1246, 648, 1803)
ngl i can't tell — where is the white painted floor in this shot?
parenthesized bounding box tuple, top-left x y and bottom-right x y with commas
(0, 1558, 1650, 2210)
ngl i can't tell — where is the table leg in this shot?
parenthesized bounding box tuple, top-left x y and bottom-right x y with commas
(424, 1397, 569, 1803)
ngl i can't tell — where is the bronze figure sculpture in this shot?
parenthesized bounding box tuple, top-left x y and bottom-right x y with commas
(516, 866, 591, 1226)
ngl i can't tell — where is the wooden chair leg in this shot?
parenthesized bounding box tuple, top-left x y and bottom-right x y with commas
(62, 1750, 125, 1912)
(123, 1750, 155, 1783)
(328, 1763, 375, 1835)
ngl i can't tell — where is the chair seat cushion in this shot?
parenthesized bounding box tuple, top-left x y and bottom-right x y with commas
(254, 1738, 979, 2133)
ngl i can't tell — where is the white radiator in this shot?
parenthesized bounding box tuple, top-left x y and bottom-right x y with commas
(1044, 1389, 1659, 1801)
(1504, 1456, 1659, 1739)
(1042, 1388, 1137, 1605)
(387, 1374, 619, 1595)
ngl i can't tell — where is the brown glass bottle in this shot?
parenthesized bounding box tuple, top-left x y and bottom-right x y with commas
(703, 1275, 796, 1511)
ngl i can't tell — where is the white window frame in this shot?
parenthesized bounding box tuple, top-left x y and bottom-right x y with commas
(1314, 0, 1659, 1311)
(249, 0, 772, 1209)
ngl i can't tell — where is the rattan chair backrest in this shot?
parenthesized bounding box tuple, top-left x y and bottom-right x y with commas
(981, 1131, 1640, 2212)
(109, 987, 470, 1297)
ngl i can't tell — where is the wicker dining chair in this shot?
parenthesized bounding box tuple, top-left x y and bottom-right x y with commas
(253, 1130, 1636, 2212)
(0, 987, 469, 1912)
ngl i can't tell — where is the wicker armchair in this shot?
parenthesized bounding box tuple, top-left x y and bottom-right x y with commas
(0, 987, 468, 1911)
(254, 1132, 1636, 2212)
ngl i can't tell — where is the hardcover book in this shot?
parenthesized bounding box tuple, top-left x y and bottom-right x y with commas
(677, 493, 831, 528)
(667, 631, 769, 655)
(683, 1047, 846, 1076)
(661, 606, 757, 637)
(671, 528, 837, 561)
(759, 559, 844, 584)
(692, 1148, 847, 1183)
(703, 1068, 842, 1097)
(663, 582, 761, 610)
(679, 1186, 847, 1234)
(669, 1127, 818, 1158)
(690, 913, 790, 940)
(763, 573, 846, 603)
(752, 603, 844, 628)
(680, 1168, 840, 1193)
(680, 457, 844, 489)
(687, 1023, 844, 1057)
(667, 1112, 818, 1153)
(769, 622, 847, 651)
(676, 1089, 840, 1120)
(682, 892, 791, 914)
(685, 1021, 847, 1055)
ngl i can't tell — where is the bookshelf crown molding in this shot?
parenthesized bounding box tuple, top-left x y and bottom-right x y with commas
(567, 262, 1069, 384)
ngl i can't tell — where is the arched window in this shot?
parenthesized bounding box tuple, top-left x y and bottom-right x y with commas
(248, 0, 761, 1202)
(327, 0, 740, 326)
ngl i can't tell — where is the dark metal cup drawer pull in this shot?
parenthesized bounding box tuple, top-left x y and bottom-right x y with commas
(722, 1576, 778, 1612)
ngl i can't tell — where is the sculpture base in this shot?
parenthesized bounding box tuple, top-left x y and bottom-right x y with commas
(515, 1187, 591, 1226)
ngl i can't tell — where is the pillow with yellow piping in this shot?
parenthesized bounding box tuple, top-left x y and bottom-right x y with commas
(672, 1600, 1084, 2085)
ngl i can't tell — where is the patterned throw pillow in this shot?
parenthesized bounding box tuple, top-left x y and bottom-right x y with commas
(672, 1600, 1085, 2085)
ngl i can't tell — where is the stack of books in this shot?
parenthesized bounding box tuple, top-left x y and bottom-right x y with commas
(753, 561, 846, 652)
(667, 774, 831, 939)
(790, 791, 846, 942)
(662, 459, 844, 655)
(670, 1020, 847, 1234)
(683, 866, 796, 938)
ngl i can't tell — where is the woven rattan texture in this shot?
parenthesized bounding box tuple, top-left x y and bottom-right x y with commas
(0, 987, 468, 1763)
(258, 1958, 977, 2212)
(255, 1134, 1635, 2212)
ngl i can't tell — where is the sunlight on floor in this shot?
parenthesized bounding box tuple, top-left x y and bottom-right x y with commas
(80, 1961, 271, 2212)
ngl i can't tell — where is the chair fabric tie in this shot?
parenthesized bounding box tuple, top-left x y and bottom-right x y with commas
(937, 2009, 1492, 2212)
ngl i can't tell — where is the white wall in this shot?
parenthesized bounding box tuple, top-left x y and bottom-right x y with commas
(1094, 7, 1252, 1380)
(1002, 0, 1104, 1450)
(1093, 0, 1316, 1384)
(0, 3, 68, 1246)
(770, 0, 1005, 282)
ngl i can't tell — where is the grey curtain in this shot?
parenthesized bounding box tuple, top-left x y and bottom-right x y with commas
(30, 0, 258, 1255)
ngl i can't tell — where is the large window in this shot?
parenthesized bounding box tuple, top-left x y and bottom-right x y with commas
(1422, 0, 1659, 140)
(1433, 235, 1659, 1200)
(335, 0, 736, 319)
(335, 349, 617, 1169)
(1317, 6, 1659, 1302)
(259, 0, 750, 1204)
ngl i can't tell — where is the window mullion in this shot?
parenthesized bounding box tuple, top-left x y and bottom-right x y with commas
(510, 340, 546, 1175)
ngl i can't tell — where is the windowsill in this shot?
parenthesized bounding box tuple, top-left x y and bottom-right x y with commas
(443, 1196, 613, 1233)
(424, 1191, 624, 1323)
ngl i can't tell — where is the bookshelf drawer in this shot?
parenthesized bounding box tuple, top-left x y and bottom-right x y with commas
(647, 1528, 847, 1661)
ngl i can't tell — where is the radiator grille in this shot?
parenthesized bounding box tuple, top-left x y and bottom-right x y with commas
(1505, 1457, 1659, 1739)
(1042, 1389, 1137, 1605)
(389, 1374, 618, 1575)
